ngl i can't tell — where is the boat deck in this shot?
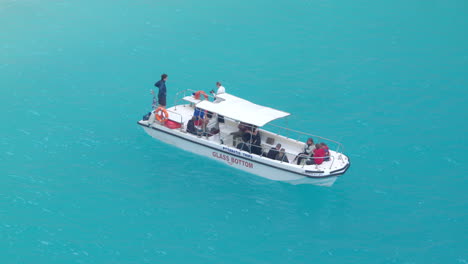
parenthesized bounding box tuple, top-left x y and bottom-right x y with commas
(152, 104, 348, 173)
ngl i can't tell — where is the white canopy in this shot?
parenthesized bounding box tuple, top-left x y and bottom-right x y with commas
(195, 93, 290, 127)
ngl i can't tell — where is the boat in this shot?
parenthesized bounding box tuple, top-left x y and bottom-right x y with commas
(137, 90, 350, 186)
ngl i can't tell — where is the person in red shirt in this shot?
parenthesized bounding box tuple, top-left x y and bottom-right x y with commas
(313, 145, 326, 165)
(306, 144, 325, 165)
(320, 142, 330, 161)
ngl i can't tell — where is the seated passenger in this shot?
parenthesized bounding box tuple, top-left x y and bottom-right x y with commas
(186, 116, 197, 135)
(200, 115, 218, 137)
(306, 144, 325, 165)
(201, 115, 210, 135)
(275, 148, 289, 163)
(193, 107, 205, 125)
(242, 131, 252, 143)
(230, 122, 252, 138)
(320, 143, 330, 161)
(201, 115, 220, 137)
(266, 143, 281, 159)
(294, 138, 316, 165)
(236, 135, 251, 152)
(250, 129, 262, 155)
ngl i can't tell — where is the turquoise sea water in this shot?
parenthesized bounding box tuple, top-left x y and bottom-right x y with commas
(1, 0, 467, 263)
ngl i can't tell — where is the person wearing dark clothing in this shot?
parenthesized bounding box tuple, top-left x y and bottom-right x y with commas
(236, 142, 251, 152)
(237, 133, 251, 152)
(231, 122, 251, 138)
(275, 148, 289, 163)
(250, 129, 262, 155)
(267, 144, 281, 159)
(154, 73, 168, 108)
(186, 117, 197, 135)
(231, 122, 253, 147)
(241, 132, 252, 143)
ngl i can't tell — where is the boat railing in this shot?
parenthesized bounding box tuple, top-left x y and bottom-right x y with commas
(170, 89, 344, 156)
(280, 150, 337, 170)
(149, 109, 185, 131)
(294, 152, 336, 170)
(262, 123, 345, 154)
(148, 113, 340, 170)
(235, 141, 337, 170)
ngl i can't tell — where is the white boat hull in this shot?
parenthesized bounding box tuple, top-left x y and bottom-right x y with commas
(139, 122, 348, 186)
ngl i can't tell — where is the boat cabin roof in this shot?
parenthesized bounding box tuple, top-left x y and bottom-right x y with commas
(194, 93, 290, 127)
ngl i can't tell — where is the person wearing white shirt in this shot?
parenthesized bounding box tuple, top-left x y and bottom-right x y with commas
(210, 81, 226, 101)
(215, 81, 225, 94)
(211, 81, 226, 123)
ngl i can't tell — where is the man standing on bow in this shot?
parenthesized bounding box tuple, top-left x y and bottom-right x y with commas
(154, 73, 168, 108)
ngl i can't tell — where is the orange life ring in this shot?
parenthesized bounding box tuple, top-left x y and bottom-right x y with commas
(194, 90, 209, 100)
(154, 107, 169, 123)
